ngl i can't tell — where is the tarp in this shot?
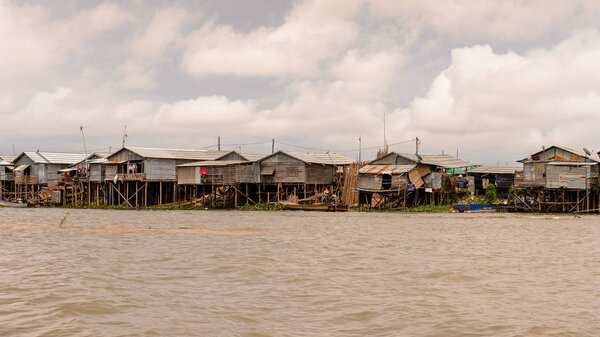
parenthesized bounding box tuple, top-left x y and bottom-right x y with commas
(58, 167, 77, 173)
(13, 165, 30, 172)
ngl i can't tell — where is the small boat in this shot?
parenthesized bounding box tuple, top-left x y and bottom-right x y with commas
(0, 200, 28, 208)
(452, 203, 497, 213)
(283, 203, 349, 212)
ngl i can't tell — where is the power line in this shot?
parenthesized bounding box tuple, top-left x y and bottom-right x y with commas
(274, 138, 417, 153)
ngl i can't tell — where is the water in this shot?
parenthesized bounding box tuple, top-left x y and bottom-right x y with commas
(0, 209, 598, 336)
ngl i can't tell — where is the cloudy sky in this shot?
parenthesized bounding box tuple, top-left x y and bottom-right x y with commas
(1, 0, 600, 164)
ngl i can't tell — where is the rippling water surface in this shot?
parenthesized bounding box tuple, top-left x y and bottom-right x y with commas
(0, 208, 598, 336)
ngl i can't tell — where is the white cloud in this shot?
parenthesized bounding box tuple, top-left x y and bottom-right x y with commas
(130, 6, 191, 59)
(369, 0, 600, 40)
(153, 96, 257, 131)
(0, 2, 129, 80)
(182, 0, 362, 78)
(394, 29, 600, 162)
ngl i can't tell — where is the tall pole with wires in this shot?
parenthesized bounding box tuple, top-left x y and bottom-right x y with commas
(122, 125, 128, 148)
(80, 126, 88, 158)
(383, 112, 388, 154)
(358, 135, 362, 163)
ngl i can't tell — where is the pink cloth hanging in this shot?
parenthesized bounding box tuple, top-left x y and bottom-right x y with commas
(199, 167, 208, 177)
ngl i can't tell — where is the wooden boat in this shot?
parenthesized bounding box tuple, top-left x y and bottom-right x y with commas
(283, 203, 349, 212)
(0, 200, 28, 208)
(452, 203, 497, 213)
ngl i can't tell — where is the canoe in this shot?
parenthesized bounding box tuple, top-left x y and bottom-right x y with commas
(284, 203, 349, 212)
(0, 200, 28, 208)
(452, 203, 497, 213)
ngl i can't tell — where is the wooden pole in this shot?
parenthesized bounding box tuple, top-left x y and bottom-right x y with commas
(144, 182, 148, 208)
(245, 184, 249, 205)
(159, 181, 163, 205)
(211, 184, 215, 208)
(235, 186, 238, 208)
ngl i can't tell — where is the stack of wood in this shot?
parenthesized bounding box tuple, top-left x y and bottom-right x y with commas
(341, 162, 362, 206)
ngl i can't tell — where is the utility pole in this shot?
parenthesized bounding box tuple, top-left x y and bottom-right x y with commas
(108, 145, 112, 153)
(415, 137, 420, 156)
(358, 135, 362, 163)
(80, 126, 88, 158)
(122, 125, 128, 148)
(383, 112, 388, 154)
(218, 136, 221, 151)
(271, 139, 275, 153)
(12, 144, 16, 155)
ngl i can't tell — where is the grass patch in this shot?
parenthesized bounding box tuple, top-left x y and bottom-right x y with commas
(350, 204, 453, 213)
(397, 204, 452, 213)
(237, 203, 284, 211)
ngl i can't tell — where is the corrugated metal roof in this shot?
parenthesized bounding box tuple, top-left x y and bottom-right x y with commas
(21, 152, 86, 165)
(358, 164, 415, 175)
(547, 162, 597, 166)
(276, 151, 354, 165)
(92, 153, 112, 159)
(237, 152, 269, 162)
(520, 145, 600, 163)
(178, 160, 247, 167)
(124, 147, 229, 161)
(0, 155, 17, 163)
(396, 153, 474, 168)
(468, 165, 522, 174)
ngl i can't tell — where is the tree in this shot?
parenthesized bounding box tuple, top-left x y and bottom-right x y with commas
(485, 183, 497, 204)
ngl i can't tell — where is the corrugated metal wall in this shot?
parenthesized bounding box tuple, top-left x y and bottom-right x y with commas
(110, 149, 144, 162)
(105, 165, 117, 180)
(523, 162, 546, 186)
(306, 165, 335, 184)
(237, 163, 260, 183)
(145, 159, 176, 180)
(89, 164, 105, 182)
(261, 163, 307, 183)
(546, 165, 587, 189)
(46, 164, 62, 186)
(359, 174, 382, 189)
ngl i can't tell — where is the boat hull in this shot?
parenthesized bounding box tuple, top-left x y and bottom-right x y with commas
(0, 200, 28, 208)
(452, 203, 497, 213)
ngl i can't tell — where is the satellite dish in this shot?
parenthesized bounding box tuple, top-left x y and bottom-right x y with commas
(583, 148, 591, 156)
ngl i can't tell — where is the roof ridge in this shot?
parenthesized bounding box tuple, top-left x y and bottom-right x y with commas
(34, 151, 50, 164)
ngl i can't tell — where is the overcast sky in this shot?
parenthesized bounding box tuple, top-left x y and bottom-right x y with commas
(1, 0, 600, 164)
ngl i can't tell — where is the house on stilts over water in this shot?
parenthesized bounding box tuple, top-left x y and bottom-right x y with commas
(357, 152, 474, 209)
(514, 146, 599, 212)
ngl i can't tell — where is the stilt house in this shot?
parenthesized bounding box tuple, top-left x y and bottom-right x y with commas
(358, 152, 474, 192)
(467, 165, 521, 196)
(11, 152, 86, 186)
(105, 147, 229, 182)
(176, 151, 268, 185)
(0, 155, 16, 182)
(258, 151, 354, 185)
(515, 146, 599, 190)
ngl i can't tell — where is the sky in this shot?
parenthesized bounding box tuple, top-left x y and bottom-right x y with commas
(1, 0, 600, 164)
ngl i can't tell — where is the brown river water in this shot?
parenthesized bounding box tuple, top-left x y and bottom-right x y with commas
(0, 208, 598, 337)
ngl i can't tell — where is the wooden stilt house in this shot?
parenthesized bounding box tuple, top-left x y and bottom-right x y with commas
(12, 152, 86, 186)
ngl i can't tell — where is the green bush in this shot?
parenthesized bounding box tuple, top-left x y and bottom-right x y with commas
(485, 184, 497, 204)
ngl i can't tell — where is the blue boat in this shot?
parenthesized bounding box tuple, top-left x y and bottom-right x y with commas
(452, 203, 497, 213)
(0, 200, 28, 208)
